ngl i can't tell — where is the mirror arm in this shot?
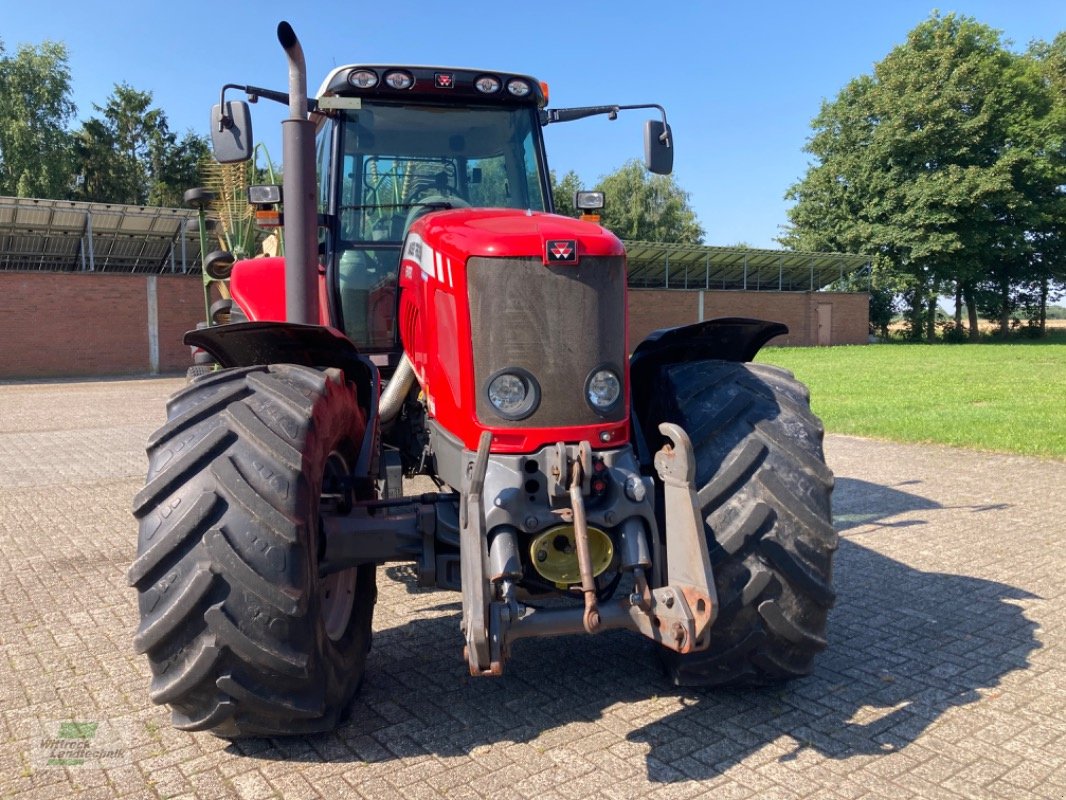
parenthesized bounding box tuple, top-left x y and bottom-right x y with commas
(626, 104, 671, 147)
(217, 85, 243, 132)
(541, 102, 671, 146)
(217, 83, 317, 130)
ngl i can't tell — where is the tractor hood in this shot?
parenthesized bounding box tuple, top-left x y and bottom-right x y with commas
(398, 209, 630, 453)
(409, 208, 624, 265)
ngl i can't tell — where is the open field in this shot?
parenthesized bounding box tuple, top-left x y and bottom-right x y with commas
(757, 340, 1066, 459)
(885, 319, 1066, 339)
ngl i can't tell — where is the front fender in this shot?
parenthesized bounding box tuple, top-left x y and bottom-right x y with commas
(184, 321, 374, 412)
(628, 317, 788, 466)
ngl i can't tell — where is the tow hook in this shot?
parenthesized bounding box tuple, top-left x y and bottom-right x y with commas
(460, 427, 717, 675)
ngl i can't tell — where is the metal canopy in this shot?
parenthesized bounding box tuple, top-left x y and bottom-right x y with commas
(0, 196, 870, 289)
(623, 241, 870, 292)
(0, 196, 206, 274)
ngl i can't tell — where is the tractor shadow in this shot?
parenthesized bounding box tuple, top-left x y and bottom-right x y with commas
(832, 476, 1011, 533)
(229, 478, 1039, 783)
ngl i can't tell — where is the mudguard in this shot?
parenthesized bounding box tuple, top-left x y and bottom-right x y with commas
(628, 317, 787, 466)
(184, 321, 375, 414)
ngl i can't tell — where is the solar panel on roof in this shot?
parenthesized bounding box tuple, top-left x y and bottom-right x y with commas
(623, 240, 869, 291)
(0, 196, 870, 286)
(0, 196, 205, 273)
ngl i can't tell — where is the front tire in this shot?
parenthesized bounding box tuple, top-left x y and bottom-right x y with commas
(185, 364, 215, 382)
(129, 364, 376, 737)
(651, 360, 836, 686)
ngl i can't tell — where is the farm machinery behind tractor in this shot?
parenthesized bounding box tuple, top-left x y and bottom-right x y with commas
(129, 22, 836, 737)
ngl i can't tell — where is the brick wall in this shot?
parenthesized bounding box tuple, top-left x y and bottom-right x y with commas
(0, 272, 203, 379)
(0, 273, 868, 379)
(157, 277, 207, 371)
(628, 289, 869, 347)
(815, 292, 870, 346)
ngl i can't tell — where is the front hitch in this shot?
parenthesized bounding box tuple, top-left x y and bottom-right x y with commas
(458, 428, 717, 676)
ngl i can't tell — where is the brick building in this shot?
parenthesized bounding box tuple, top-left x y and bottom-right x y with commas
(622, 241, 869, 347)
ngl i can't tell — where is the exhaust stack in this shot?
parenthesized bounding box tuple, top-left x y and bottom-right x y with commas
(277, 21, 319, 326)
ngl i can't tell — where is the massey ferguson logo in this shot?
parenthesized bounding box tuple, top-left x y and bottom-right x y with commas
(546, 239, 578, 265)
(434, 73, 454, 88)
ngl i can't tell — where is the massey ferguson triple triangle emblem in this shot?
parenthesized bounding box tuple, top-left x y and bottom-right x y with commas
(546, 239, 578, 265)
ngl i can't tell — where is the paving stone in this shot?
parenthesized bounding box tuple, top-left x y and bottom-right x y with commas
(0, 378, 1064, 799)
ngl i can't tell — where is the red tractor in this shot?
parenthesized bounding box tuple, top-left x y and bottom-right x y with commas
(130, 23, 835, 737)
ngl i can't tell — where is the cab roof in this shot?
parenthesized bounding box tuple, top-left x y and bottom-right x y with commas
(317, 65, 547, 107)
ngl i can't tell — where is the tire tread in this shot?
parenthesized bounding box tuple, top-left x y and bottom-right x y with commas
(652, 360, 835, 688)
(131, 365, 376, 737)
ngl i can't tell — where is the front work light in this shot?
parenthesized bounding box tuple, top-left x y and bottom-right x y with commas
(347, 69, 379, 89)
(506, 78, 532, 97)
(475, 75, 501, 94)
(574, 191, 605, 211)
(247, 184, 282, 205)
(383, 70, 414, 90)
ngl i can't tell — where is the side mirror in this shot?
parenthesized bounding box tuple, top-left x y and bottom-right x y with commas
(644, 120, 673, 175)
(211, 101, 254, 164)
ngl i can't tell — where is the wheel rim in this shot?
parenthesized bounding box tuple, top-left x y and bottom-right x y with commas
(320, 450, 357, 642)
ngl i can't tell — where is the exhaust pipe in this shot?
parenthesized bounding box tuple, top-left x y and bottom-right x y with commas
(379, 355, 417, 424)
(277, 22, 319, 326)
(277, 22, 308, 121)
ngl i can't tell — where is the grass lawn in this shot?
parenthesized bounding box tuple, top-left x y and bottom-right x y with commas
(755, 339, 1066, 460)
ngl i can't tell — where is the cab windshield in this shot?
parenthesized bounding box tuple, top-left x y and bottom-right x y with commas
(339, 102, 547, 241)
(329, 101, 548, 348)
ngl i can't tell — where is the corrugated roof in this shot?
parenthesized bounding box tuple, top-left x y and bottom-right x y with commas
(624, 241, 870, 291)
(0, 196, 206, 273)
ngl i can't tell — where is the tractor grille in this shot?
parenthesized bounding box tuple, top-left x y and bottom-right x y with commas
(467, 255, 626, 428)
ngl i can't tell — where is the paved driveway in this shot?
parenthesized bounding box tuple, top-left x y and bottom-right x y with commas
(0, 377, 1063, 799)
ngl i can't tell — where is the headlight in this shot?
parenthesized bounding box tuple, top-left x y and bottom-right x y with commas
(487, 369, 540, 420)
(586, 368, 621, 413)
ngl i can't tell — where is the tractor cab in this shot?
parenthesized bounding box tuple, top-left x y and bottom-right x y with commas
(210, 60, 673, 360)
(313, 68, 552, 351)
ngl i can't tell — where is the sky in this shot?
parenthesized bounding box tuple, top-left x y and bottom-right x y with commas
(3, 0, 1063, 249)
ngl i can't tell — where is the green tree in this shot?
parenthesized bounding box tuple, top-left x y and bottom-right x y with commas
(1023, 32, 1066, 334)
(593, 160, 704, 243)
(70, 117, 120, 202)
(550, 169, 583, 217)
(0, 38, 75, 197)
(71, 83, 209, 206)
(97, 84, 166, 204)
(785, 13, 1063, 339)
(148, 131, 210, 207)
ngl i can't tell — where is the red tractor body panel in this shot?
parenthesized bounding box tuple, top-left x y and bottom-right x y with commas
(398, 208, 630, 454)
(230, 257, 331, 325)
